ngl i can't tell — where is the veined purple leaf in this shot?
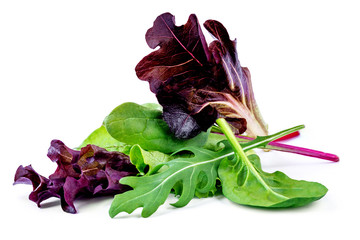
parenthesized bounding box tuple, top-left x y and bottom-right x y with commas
(136, 13, 268, 139)
(204, 19, 268, 137)
(136, 12, 210, 93)
(14, 140, 138, 213)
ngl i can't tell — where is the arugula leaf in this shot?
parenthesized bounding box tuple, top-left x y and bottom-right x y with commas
(104, 102, 209, 153)
(129, 144, 219, 198)
(216, 118, 328, 208)
(109, 146, 226, 218)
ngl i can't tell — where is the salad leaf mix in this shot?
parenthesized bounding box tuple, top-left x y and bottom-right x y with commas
(14, 12, 338, 217)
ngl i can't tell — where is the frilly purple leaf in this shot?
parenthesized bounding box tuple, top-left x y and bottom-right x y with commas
(136, 13, 268, 138)
(14, 140, 138, 213)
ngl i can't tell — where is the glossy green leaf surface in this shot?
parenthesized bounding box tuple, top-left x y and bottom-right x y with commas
(104, 102, 209, 153)
(218, 154, 328, 208)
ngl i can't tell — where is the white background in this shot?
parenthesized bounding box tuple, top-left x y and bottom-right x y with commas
(1, 0, 359, 239)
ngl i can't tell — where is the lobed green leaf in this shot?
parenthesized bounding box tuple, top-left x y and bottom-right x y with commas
(109, 146, 228, 218)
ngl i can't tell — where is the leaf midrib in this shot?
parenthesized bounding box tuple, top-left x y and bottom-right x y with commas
(115, 151, 234, 212)
(242, 155, 289, 201)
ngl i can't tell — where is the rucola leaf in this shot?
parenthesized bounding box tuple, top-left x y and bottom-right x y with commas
(109, 146, 225, 218)
(136, 13, 268, 139)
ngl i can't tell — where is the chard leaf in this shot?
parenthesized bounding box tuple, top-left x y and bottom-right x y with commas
(104, 102, 209, 153)
(216, 118, 328, 208)
(109, 146, 228, 218)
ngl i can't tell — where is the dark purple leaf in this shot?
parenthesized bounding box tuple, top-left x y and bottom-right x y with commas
(136, 13, 268, 138)
(14, 140, 138, 213)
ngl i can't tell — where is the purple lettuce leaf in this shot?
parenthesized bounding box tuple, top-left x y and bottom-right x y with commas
(135, 13, 268, 139)
(203, 19, 268, 137)
(136, 12, 216, 139)
(14, 140, 138, 213)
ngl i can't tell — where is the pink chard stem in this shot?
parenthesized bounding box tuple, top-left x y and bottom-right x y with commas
(273, 131, 300, 142)
(236, 134, 339, 162)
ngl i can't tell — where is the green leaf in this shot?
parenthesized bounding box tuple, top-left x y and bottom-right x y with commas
(216, 118, 328, 208)
(218, 154, 328, 208)
(104, 102, 209, 153)
(203, 133, 227, 152)
(109, 146, 229, 218)
(77, 125, 130, 153)
(109, 120, 326, 217)
(129, 144, 174, 175)
(129, 144, 219, 198)
(140, 102, 163, 111)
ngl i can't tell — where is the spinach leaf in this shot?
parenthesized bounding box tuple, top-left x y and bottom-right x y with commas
(216, 118, 328, 208)
(104, 102, 209, 153)
(77, 125, 130, 154)
(219, 154, 328, 208)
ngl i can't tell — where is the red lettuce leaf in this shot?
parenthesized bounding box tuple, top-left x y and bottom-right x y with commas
(14, 140, 138, 213)
(203, 19, 268, 137)
(136, 13, 268, 138)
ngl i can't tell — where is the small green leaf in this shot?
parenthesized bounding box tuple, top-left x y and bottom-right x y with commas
(104, 102, 209, 153)
(129, 144, 174, 175)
